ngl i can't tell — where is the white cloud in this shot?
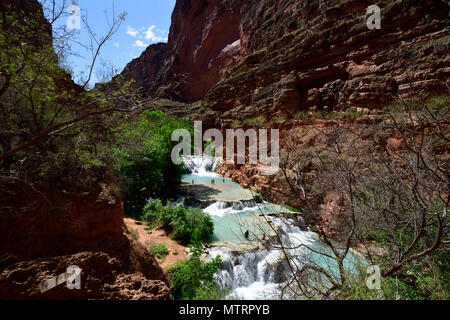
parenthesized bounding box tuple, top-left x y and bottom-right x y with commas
(126, 25, 139, 37)
(145, 26, 156, 40)
(145, 25, 167, 42)
(134, 40, 148, 48)
(113, 42, 120, 48)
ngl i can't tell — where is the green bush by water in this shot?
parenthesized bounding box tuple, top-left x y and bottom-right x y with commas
(165, 243, 222, 300)
(141, 199, 214, 245)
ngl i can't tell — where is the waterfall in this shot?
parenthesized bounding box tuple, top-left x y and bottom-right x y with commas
(180, 156, 366, 300)
(204, 200, 259, 217)
(208, 217, 318, 300)
(208, 215, 366, 300)
(183, 156, 221, 176)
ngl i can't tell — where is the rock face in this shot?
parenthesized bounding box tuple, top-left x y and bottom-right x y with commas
(1, 178, 120, 260)
(0, 251, 169, 300)
(107, 43, 168, 96)
(120, 0, 448, 120)
(155, 0, 244, 102)
(0, 177, 170, 300)
(110, 0, 245, 103)
(204, 0, 449, 120)
(114, 0, 449, 239)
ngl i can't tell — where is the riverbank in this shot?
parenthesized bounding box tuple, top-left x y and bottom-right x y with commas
(124, 218, 187, 269)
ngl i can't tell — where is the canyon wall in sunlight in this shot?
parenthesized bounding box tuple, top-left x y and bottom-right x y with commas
(119, 0, 448, 122)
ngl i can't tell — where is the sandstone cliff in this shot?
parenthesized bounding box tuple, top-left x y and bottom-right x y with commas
(0, 174, 170, 300)
(119, 0, 448, 122)
(0, 0, 170, 300)
(205, 0, 449, 121)
(106, 43, 168, 96)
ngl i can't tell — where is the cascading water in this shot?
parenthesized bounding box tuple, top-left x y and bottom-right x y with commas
(181, 156, 365, 300)
(203, 200, 259, 217)
(208, 219, 319, 300)
(183, 156, 221, 176)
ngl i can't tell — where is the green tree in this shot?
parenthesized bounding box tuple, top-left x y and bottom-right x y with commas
(166, 243, 222, 300)
(113, 110, 193, 217)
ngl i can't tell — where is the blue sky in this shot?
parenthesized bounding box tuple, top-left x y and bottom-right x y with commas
(47, 0, 176, 85)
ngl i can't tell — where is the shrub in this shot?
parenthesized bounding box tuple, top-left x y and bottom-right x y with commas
(294, 110, 310, 121)
(192, 286, 231, 300)
(335, 262, 450, 300)
(141, 198, 165, 229)
(165, 243, 222, 300)
(150, 244, 170, 259)
(231, 119, 241, 128)
(284, 205, 301, 213)
(141, 199, 214, 245)
(170, 207, 215, 244)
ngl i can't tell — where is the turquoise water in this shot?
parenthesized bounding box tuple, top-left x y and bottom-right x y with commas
(184, 168, 364, 272)
(182, 173, 254, 201)
(208, 203, 289, 244)
(211, 212, 271, 244)
(183, 174, 294, 244)
(182, 173, 240, 186)
(307, 241, 367, 277)
(182, 157, 367, 299)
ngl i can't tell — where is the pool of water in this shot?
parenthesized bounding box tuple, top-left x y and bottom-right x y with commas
(182, 173, 294, 244)
(206, 203, 289, 244)
(181, 156, 367, 300)
(182, 173, 254, 201)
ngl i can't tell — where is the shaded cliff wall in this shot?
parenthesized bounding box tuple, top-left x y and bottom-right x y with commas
(117, 0, 448, 120)
(0, 0, 170, 299)
(204, 0, 449, 120)
(155, 0, 244, 102)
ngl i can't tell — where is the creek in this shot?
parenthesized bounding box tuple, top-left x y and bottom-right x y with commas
(181, 156, 365, 300)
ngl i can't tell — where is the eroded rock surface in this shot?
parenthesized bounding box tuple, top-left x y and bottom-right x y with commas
(0, 251, 169, 300)
(116, 0, 448, 121)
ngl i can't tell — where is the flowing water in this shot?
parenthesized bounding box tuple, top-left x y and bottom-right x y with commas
(182, 156, 365, 300)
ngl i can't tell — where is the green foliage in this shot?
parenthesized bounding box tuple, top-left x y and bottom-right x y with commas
(113, 110, 193, 217)
(141, 198, 165, 229)
(336, 260, 449, 300)
(165, 243, 222, 300)
(231, 119, 241, 128)
(192, 286, 231, 300)
(293, 108, 366, 122)
(150, 244, 170, 259)
(294, 110, 310, 121)
(387, 94, 450, 114)
(141, 199, 214, 245)
(272, 112, 296, 123)
(315, 107, 365, 120)
(284, 205, 301, 213)
(243, 115, 266, 125)
(0, 4, 134, 195)
(203, 138, 216, 157)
